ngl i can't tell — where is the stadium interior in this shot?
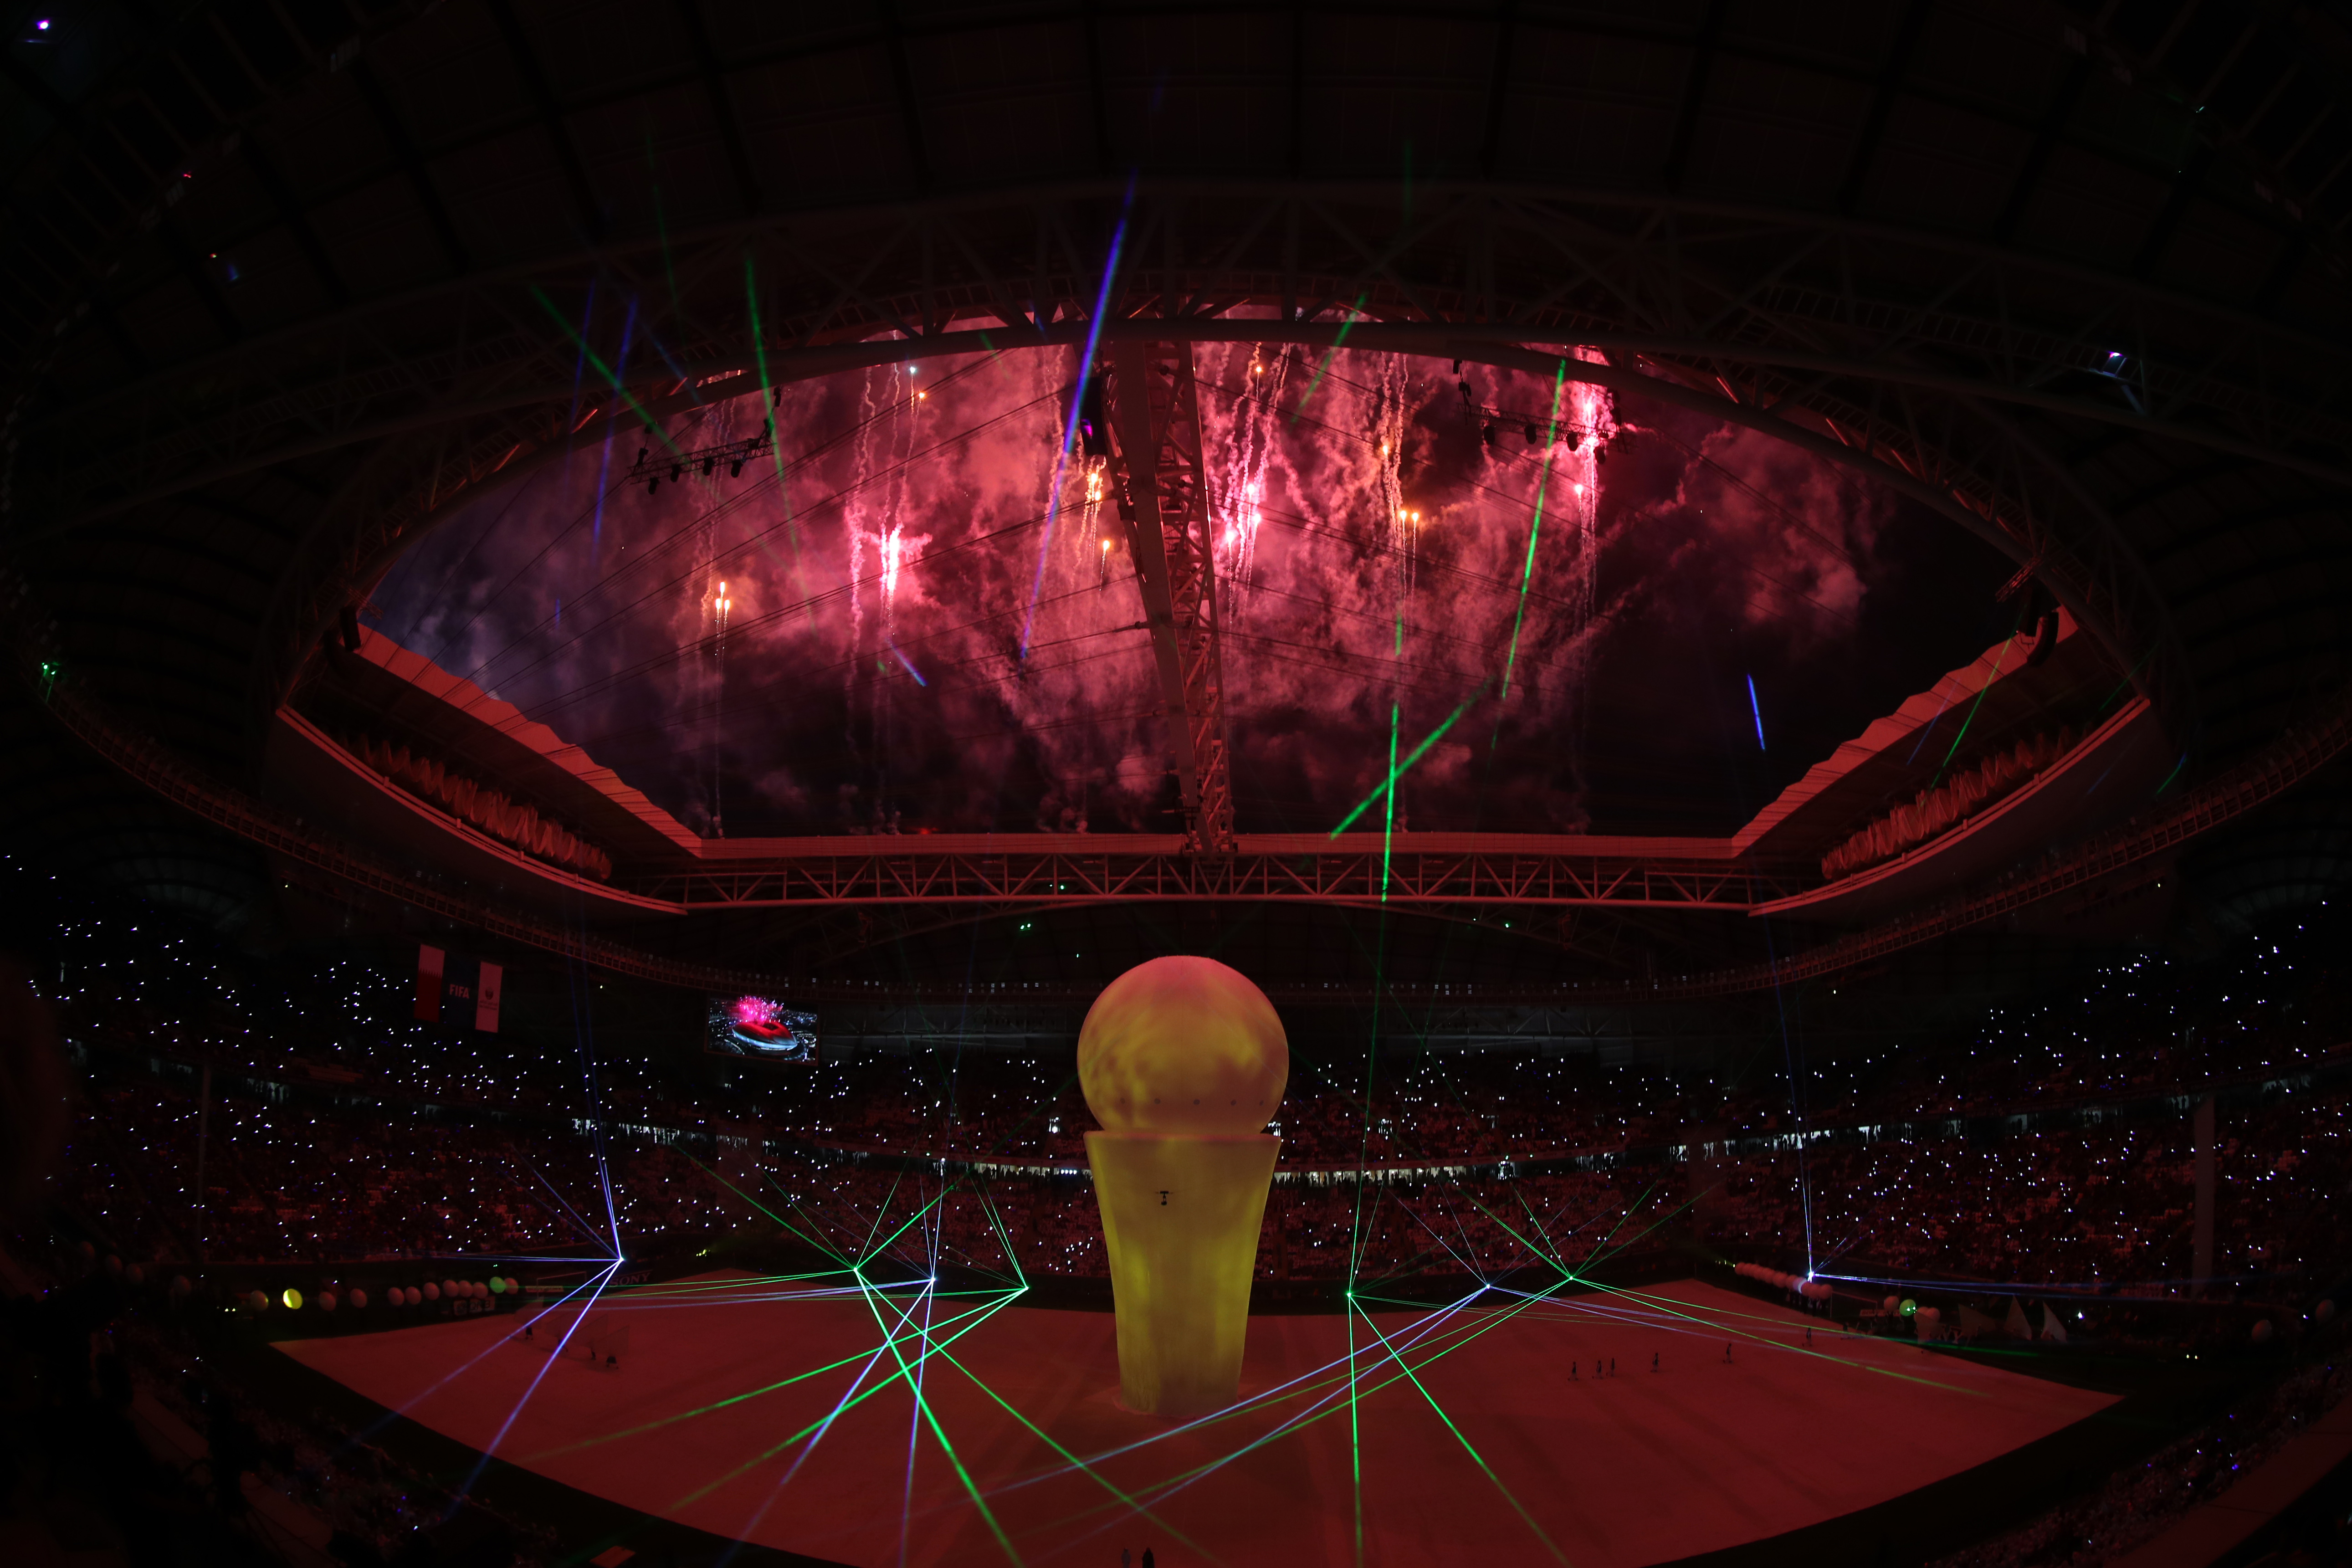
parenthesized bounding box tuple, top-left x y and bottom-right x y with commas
(5, 1, 2352, 1565)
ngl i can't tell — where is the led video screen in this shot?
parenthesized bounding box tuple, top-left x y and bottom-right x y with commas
(706, 994, 819, 1061)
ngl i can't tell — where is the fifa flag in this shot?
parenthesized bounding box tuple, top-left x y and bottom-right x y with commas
(414, 945, 502, 1032)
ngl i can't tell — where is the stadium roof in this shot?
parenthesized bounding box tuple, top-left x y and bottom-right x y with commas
(4, 0, 2349, 995)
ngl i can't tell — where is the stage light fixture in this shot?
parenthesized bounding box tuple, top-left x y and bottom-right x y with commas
(729, 457, 744, 477)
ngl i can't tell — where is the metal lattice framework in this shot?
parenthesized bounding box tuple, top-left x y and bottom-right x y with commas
(7, 0, 2352, 986)
(17, 568, 2348, 1003)
(14, 187, 2298, 750)
(638, 841, 1801, 912)
(1104, 337, 1233, 853)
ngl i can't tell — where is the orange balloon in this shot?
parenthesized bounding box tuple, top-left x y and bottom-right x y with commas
(1077, 956, 1286, 1135)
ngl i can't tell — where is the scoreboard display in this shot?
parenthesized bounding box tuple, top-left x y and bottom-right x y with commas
(707, 994, 818, 1061)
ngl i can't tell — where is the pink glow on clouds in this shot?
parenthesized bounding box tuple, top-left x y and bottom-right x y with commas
(370, 341, 1961, 838)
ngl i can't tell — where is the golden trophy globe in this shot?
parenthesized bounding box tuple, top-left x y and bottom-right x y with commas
(1078, 955, 1287, 1416)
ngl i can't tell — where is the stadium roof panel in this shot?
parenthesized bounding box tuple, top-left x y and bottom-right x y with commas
(5, 0, 2348, 976)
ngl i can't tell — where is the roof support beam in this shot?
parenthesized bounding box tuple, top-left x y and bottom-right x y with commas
(1477, 0, 1519, 179)
(241, 141, 352, 307)
(673, 0, 761, 217)
(1993, 52, 2093, 242)
(876, 0, 932, 190)
(1104, 338, 1234, 853)
(348, 61, 470, 275)
(1836, 0, 1932, 214)
(1661, 0, 1729, 191)
(486, 0, 606, 242)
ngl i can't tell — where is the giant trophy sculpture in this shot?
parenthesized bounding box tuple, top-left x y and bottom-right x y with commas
(1079, 955, 1288, 1416)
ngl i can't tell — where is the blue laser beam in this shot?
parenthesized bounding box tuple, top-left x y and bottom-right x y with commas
(449, 1256, 622, 1509)
(1020, 178, 1134, 658)
(1747, 673, 1767, 750)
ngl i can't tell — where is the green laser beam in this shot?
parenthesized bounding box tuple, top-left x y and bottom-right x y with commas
(528, 286, 680, 452)
(973, 1180, 1030, 1290)
(927, 1341, 1220, 1563)
(1009, 1284, 1581, 1526)
(690, 1155, 856, 1268)
(1379, 702, 1401, 901)
(742, 251, 815, 625)
(1583, 1183, 1711, 1273)
(1093, 1282, 1583, 1518)
(1578, 1280, 1980, 1394)
(525, 1289, 1013, 1460)
(1931, 632, 2018, 788)
(1328, 690, 1485, 836)
(851, 1269, 1025, 1565)
(861, 1168, 914, 1261)
(1496, 362, 1569, 707)
(1352, 1302, 1570, 1564)
(2094, 641, 2160, 715)
(1289, 294, 1370, 421)
(664, 1284, 1026, 1511)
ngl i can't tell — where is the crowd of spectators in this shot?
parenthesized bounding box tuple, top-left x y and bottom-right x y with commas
(61, 1080, 737, 1266)
(1933, 1351, 2352, 1568)
(28, 886, 2352, 1306)
(19, 881, 2352, 1566)
(0, 1242, 553, 1566)
(757, 1159, 1652, 1283)
(1698, 1085, 2352, 1302)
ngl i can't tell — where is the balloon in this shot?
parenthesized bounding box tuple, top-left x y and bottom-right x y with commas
(2316, 1300, 2337, 1324)
(318, 1292, 337, 1313)
(103, 1254, 123, 1277)
(1899, 1298, 1917, 1317)
(1078, 956, 1287, 1135)
(169, 1276, 190, 1301)
(2253, 1319, 2275, 1344)
(123, 1264, 144, 1286)
(248, 1290, 269, 1312)
(348, 1288, 369, 1310)
(282, 1288, 303, 1311)
(421, 1283, 440, 1302)
(488, 1276, 506, 1295)
(441, 1279, 458, 1300)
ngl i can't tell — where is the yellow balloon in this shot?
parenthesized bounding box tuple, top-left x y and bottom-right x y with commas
(282, 1288, 304, 1311)
(1080, 956, 1289, 1415)
(1078, 956, 1286, 1134)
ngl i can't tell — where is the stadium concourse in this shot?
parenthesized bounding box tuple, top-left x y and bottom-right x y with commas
(11, 1, 2352, 1565)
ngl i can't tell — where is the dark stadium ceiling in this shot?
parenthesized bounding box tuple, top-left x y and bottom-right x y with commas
(3, 0, 2350, 994)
